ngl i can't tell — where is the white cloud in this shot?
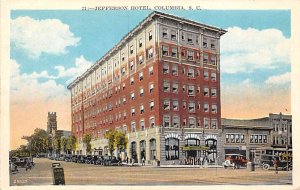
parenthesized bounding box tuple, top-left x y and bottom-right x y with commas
(265, 72, 291, 85)
(55, 55, 93, 84)
(221, 27, 290, 74)
(10, 59, 68, 104)
(11, 16, 80, 58)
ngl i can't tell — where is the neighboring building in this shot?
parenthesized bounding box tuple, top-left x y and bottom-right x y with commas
(67, 11, 226, 165)
(269, 113, 292, 149)
(220, 118, 273, 161)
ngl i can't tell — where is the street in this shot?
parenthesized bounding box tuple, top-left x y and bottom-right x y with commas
(10, 158, 292, 186)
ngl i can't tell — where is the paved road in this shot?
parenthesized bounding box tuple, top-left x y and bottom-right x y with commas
(10, 158, 292, 186)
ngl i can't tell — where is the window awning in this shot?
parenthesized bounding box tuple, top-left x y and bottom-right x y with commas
(181, 146, 210, 151)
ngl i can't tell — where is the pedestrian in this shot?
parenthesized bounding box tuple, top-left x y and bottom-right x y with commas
(25, 159, 31, 171)
(126, 156, 129, 164)
(274, 158, 278, 174)
(142, 157, 145, 166)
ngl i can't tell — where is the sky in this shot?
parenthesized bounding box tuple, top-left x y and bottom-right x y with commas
(10, 10, 291, 149)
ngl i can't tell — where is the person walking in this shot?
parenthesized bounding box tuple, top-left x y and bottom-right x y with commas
(274, 158, 278, 174)
(142, 157, 145, 166)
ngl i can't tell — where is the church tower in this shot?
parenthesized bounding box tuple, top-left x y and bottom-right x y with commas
(47, 112, 57, 134)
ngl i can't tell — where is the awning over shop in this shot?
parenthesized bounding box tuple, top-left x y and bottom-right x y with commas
(181, 146, 210, 151)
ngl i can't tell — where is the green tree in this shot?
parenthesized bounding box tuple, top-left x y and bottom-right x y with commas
(22, 128, 52, 155)
(83, 134, 92, 155)
(54, 137, 61, 154)
(67, 135, 77, 154)
(114, 131, 128, 153)
(104, 130, 116, 156)
(61, 137, 68, 154)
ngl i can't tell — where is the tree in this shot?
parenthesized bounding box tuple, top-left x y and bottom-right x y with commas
(54, 137, 61, 154)
(61, 137, 68, 154)
(22, 128, 52, 155)
(104, 130, 116, 156)
(83, 134, 92, 155)
(67, 135, 77, 154)
(114, 131, 128, 153)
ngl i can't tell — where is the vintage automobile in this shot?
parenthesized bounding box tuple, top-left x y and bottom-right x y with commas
(11, 157, 35, 170)
(260, 154, 292, 170)
(222, 154, 248, 169)
(103, 156, 121, 166)
(64, 154, 73, 162)
(95, 156, 105, 165)
(85, 155, 94, 164)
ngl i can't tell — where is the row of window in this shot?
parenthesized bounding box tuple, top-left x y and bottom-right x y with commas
(163, 100, 218, 113)
(163, 115, 218, 129)
(225, 134, 268, 144)
(161, 28, 216, 50)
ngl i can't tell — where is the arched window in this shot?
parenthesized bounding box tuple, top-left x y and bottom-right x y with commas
(165, 138, 179, 160)
(149, 139, 156, 160)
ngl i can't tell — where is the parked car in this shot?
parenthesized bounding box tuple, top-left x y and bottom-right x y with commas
(85, 155, 94, 164)
(11, 157, 35, 170)
(103, 156, 121, 166)
(72, 155, 78, 162)
(92, 155, 99, 165)
(95, 156, 104, 165)
(77, 155, 86, 163)
(64, 154, 73, 162)
(260, 154, 292, 170)
(223, 154, 248, 169)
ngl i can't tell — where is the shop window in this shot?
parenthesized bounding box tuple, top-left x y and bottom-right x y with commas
(165, 138, 179, 160)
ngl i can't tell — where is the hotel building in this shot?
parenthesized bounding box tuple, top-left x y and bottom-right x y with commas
(67, 11, 226, 165)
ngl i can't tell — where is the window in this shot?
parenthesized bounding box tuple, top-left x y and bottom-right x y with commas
(140, 105, 144, 114)
(140, 120, 145, 131)
(204, 70, 209, 80)
(122, 83, 126, 90)
(211, 40, 216, 49)
(188, 85, 195, 96)
(211, 119, 217, 129)
(173, 116, 179, 128)
(131, 108, 135, 116)
(149, 66, 154, 75)
(149, 101, 154, 110)
(139, 88, 144, 96)
(182, 101, 186, 109)
(162, 28, 168, 38)
(197, 86, 201, 93)
(162, 46, 169, 56)
(187, 68, 194, 78)
(130, 92, 135, 100)
(130, 45, 134, 54)
(171, 47, 177, 58)
(203, 38, 208, 48)
(163, 115, 170, 127)
(182, 85, 186, 92)
(203, 53, 208, 64)
(122, 96, 126, 104)
(130, 61, 134, 71)
(187, 34, 193, 44)
(187, 50, 194, 61)
(226, 134, 230, 143)
(197, 102, 201, 110)
(165, 138, 179, 160)
(139, 72, 143, 81)
(210, 55, 216, 65)
(131, 122, 136, 132)
(163, 99, 170, 110)
(196, 36, 199, 44)
(121, 53, 125, 61)
(211, 88, 217, 97)
(173, 100, 179, 111)
(241, 135, 245, 143)
(163, 81, 170, 92)
(148, 48, 153, 59)
(204, 103, 209, 112)
(149, 31, 153, 41)
(211, 104, 217, 113)
(188, 102, 195, 113)
(189, 117, 196, 128)
(121, 67, 126, 76)
(163, 63, 169, 74)
(139, 55, 144, 64)
(139, 38, 143, 48)
(211, 72, 216, 81)
(130, 76, 134, 85)
(204, 118, 209, 128)
(172, 83, 178, 93)
(197, 118, 201, 127)
(172, 64, 178, 75)
(149, 83, 154, 93)
(150, 117, 155, 128)
(182, 118, 186, 126)
(171, 30, 177, 40)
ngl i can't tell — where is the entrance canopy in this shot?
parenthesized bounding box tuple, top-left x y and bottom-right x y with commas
(182, 146, 210, 151)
